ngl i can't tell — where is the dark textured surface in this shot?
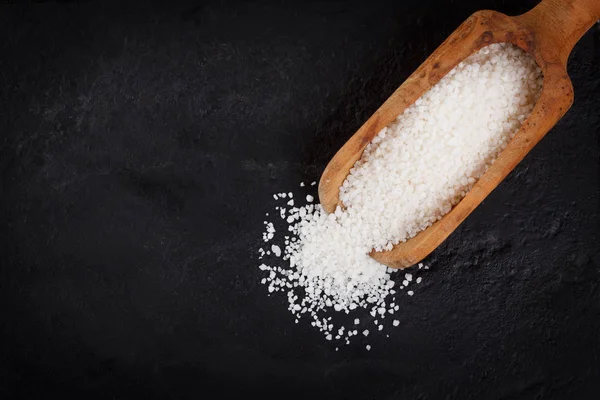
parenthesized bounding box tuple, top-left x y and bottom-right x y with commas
(1, 0, 599, 399)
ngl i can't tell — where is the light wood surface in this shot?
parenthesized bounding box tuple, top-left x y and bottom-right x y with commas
(318, 0, 600, 269)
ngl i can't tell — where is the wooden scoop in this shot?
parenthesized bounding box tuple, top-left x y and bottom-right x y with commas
(318, 0, 600, 269)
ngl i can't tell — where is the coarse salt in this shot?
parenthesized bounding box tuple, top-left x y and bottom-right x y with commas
(257, 43, 542, 345)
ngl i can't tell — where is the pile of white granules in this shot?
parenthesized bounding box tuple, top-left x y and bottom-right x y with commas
(258, 43, 543, 349)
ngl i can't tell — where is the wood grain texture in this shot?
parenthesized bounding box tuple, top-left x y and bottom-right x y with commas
(318, 0, 600, 269)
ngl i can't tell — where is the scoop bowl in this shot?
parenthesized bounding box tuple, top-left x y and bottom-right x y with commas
(318, 0, 600, 268)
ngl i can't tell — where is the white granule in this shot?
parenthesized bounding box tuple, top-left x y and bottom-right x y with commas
(393, 320, 400, 327)
(258, 43, 542, 345)
(271, 245, 281, 257)
(366, 345, 371, 351)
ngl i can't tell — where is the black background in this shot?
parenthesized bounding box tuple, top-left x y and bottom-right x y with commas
(1, 1, 599, 399)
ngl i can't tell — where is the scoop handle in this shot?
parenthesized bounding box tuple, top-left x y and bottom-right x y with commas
(516, 0, 600, 65)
